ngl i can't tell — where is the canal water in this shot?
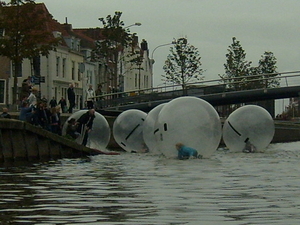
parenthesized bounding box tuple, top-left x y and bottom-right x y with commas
(0, 141, 300, 225)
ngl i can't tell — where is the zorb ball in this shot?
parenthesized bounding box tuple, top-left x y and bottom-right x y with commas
(222, 105, 275, 152)
(155, 96, 222, 158)
(62, 110, 111, 150)
(142, 103, 166, 154)
(113, 109, 147, 152)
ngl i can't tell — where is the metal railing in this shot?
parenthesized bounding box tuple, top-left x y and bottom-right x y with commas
(92, 70, 300, 110)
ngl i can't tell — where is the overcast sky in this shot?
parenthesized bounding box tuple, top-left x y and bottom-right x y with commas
(37, 0, 299, 112)
(38, 0, 300, 86)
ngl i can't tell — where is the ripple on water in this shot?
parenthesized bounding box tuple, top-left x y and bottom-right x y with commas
(0, 142, 300, 224)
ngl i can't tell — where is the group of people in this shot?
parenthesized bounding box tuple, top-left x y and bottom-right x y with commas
(19, 100, 63, 135)
(67, 83, 97, 113)
(18, 93, 96, 147)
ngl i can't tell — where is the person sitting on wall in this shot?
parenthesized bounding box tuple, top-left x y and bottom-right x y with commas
(86, 84, 95, 109)
(175, 143, 199, 160)
(0, 107, 11, 119)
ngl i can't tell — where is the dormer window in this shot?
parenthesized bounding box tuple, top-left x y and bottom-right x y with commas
(52, 31, 61, 38)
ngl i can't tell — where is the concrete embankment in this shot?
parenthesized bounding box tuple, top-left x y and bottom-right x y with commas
(0, 119, 103, 164)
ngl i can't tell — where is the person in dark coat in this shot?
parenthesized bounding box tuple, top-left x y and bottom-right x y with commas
(58, 97, 67, 113)
(49, 97, 57, 108)
(50, 106, 61, 135)
(67, 83, 76, 113)
(36, 102, 51, 130)
(76, 109, 95, 146)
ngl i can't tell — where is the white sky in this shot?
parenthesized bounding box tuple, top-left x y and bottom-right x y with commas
(37, 0, 300, 113)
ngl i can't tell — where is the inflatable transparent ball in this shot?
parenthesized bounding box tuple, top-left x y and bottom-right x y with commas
(155, 96, 222, 158)
(222, 105, 275, 152)
(142, 103, 166, 154)
(113, 109, 147, 152)
(62, 110, 110, 150)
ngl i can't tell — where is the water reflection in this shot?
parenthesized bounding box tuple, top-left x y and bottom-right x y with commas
(0, 142, 300, 224)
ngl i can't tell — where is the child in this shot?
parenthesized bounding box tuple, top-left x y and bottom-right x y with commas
(175, 143, 198, 160)
(0, 107, 11, 119)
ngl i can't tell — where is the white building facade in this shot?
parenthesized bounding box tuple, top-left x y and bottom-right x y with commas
(1, 4, 153, 109)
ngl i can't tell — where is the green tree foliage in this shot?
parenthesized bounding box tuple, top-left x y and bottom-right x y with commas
(162, 37, 204, 91)
(221, 37, 279, 91)
(220, 37, 252, 91)
(0, 0, 60, 103)
(257, 51, 279, 88)
(93, 11, 138, 88)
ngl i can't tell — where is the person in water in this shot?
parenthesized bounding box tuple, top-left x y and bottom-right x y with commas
(76, 109, 95, 146)
(176, 143, 198, 160)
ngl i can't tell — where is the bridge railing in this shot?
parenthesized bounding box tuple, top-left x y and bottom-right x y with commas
(92, 70, 300, 110)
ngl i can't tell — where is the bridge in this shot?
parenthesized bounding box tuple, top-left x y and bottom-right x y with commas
(93, 71, 300, 114)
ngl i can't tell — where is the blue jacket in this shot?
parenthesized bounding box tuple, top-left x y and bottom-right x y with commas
(178, 145, 198, 160)
(19, 106, 34, 121)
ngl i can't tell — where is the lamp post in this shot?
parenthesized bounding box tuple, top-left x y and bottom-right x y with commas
(151, 41, 175, 63)
(150, 41, 175, 88)
(124, 22, 142, 29)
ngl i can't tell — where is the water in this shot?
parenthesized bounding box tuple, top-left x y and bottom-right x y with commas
(1, 142, 300, 225)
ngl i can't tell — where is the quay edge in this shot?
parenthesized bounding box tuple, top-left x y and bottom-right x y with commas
(0, 119, 103, 164)
(4, 112, 300, 155)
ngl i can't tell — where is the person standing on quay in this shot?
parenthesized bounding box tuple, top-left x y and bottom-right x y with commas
(58, 97, 67, 113)
(86, 84, 95, 109)
(49, 97, 57, 108)
(95, 84, 103, 109)
(28, 88, 38, 108)
(67, 83, 75, 113)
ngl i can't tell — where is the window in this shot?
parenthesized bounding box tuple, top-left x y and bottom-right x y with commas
(78, 66, 81, 81)
(13, 62, 22, 77)
(71, 61, 75, 80)
(0, 80, 5, 104)
(62, 58, 66, 78)
(32, 56, 40, 76)
(71, 39, 74, 50)
(56, 57, 60, 77)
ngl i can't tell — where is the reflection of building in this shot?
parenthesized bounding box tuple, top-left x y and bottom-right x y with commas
(0, 3, 152, 108)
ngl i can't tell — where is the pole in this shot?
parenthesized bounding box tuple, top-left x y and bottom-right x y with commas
(151, 42, 175, 60)
(150, 42, 175, 88)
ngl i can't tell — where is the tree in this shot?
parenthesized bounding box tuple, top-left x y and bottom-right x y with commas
(162, 37, 204, 93)
(257, 51, 279, 88)
(0, 0, 60, 103)
(93, 11, 138, 90)
(220, 37, 252, 91)
(221, 37, 279, 91)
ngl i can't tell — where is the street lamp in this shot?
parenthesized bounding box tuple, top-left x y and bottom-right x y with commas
(151, 41, 176, 63)
(150, 41, 176, 88)
(124, 22, 142, 29)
